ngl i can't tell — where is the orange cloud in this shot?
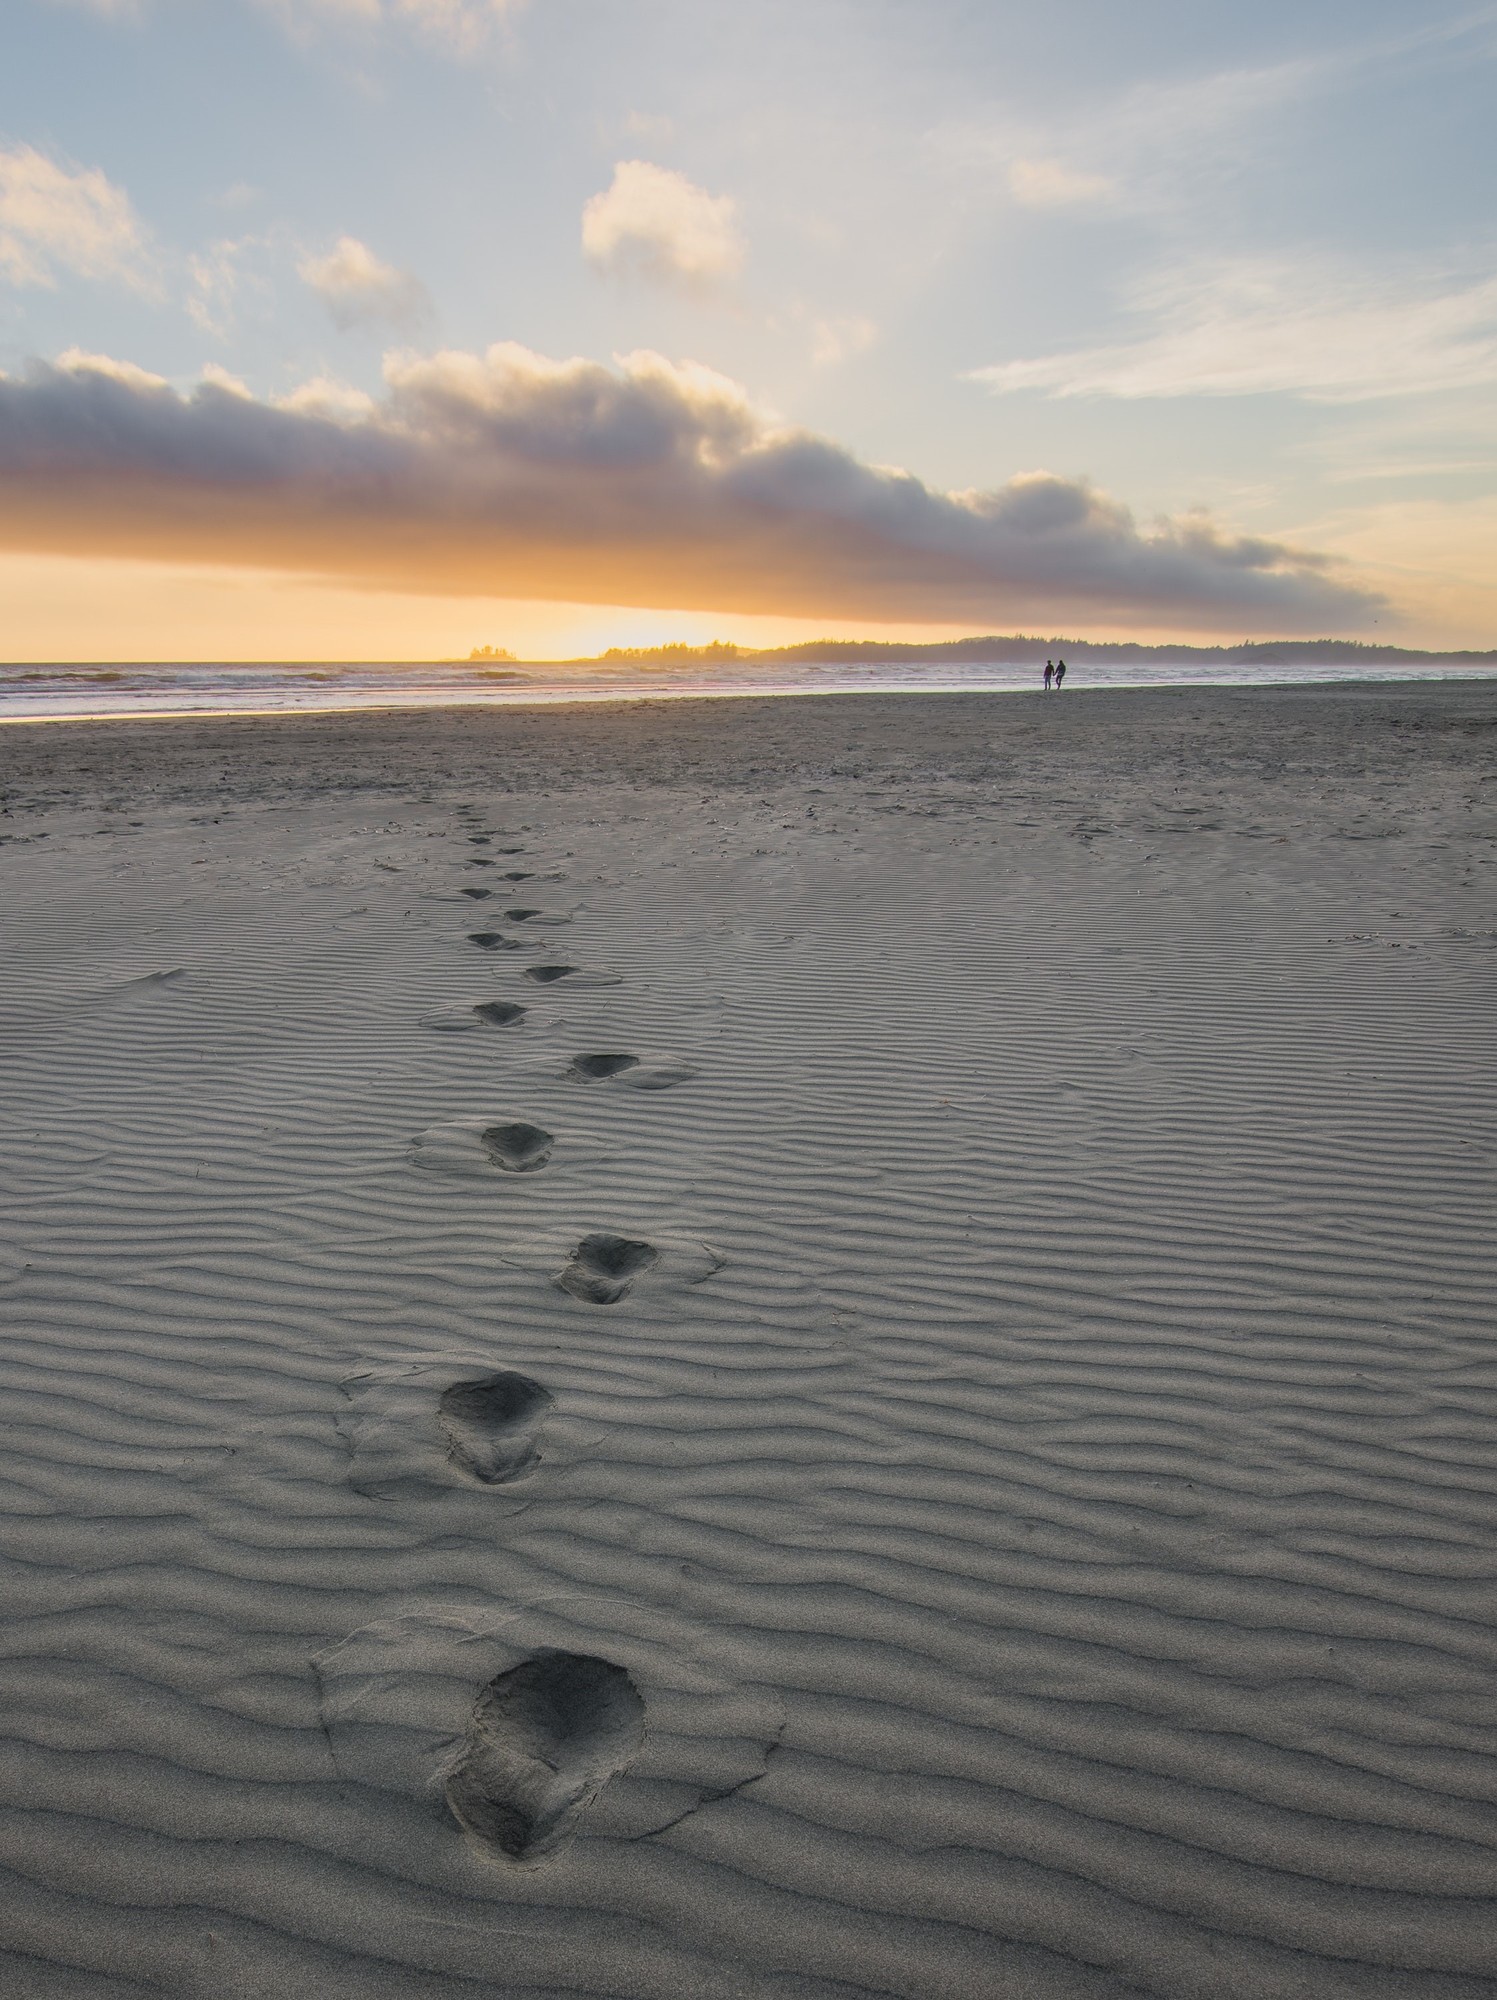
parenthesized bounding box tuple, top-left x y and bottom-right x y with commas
(0, 345, 1381, 630)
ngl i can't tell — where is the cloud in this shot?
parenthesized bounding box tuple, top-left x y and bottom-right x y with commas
(210, 181, 262, 212)
(43, 0, 143, 16)
(272, 374, 378, 421)
(186, 236, 256, 337)
(935, 51, 1321, 224)
(1007, 158, 1115, 210)
(810, 315, 877, 367)
(945, 13, 1497, 227)
(53, 348, 166, 390)
(299, 235, 429, 331)
(0, 144, 149, 289)
(255, 0, 522, 56)
(582, 161, 743, 294)
(0, 343, 1381, 632)
(622, 111, 674, 144)
(199, 362, 253, 397)
(970, 261, 1497, 403)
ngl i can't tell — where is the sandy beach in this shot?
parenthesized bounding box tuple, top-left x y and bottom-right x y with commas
(0, 680, 1494, 2000)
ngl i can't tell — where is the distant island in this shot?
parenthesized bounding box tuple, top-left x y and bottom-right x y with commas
(464, 635, 1497, 668)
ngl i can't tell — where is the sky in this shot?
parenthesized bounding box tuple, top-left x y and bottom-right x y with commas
(2, 0, 1495, 660)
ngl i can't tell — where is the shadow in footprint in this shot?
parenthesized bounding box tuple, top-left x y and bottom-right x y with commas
(481, 1122, 553, 1172)
(505, 908, 543, 921)
(473, 1001, 527, 1027)
(461, 887, 494, 900)
(469, 932, 524, 951)
(437, 1372, 552, 1484)
(500, 870, 533, 881)
(556, 1232, 658, 1304)
(419, 1000, 527, 1033)
(446, 1652, 646, 1862)
(570, 1054, 640, 1080)
(567, 1052, 697, 1089)
(525, 963, 577, 983)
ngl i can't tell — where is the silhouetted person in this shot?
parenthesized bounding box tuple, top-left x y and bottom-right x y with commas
(1043, 661, 1054, 691)
(1054, 659, 1067, 689)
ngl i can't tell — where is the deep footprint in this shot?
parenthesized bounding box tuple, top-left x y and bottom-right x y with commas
(568, 1052, 697, 1090)
(460, 887, 494, 900)
(469, 932, 524, 951)
(481, 1122, 553, 1172)
(556, 1232, 658, 1304)
(473, 1001, 527, 1027)
(437, 1372, 552, 1483)
(505, 907, 543, 921)
(446, 1651, 646, 1862)
(524, 964, 578, 983)
(570, 1053, 640, 1080)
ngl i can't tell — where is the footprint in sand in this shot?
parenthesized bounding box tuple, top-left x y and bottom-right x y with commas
(555, 1231, 659, 1304)
(419, 999, 528, 1033)
(568, 1052, 697, 1090)
(468, 931, 526, 951)
(460, 886, 494, 900)
(569, 1053, 641, 1080)
(338, 1361, 553, 1493)
(479, 1121, 553, 1172)
(437, 1371, 553, 1484)
(315, 1609, 780, 1856)
(446, 1651, 646, 1862)
(505, 1230, 720, 1299)
(473, 1000, 527, 1027)
(409, 1116, 559, 1176)
(522, 963, 620, 987)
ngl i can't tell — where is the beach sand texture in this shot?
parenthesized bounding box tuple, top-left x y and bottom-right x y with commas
(0, 684, 1494, 1999)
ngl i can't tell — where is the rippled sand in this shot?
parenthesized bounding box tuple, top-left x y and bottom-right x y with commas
(1, 683, 1494, 1999)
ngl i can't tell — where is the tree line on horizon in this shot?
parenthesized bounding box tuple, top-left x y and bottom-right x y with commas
(468, 635, 1497, 668)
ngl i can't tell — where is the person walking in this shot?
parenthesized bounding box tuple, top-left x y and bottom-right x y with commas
(1054, 659, 1067, 689)
(1043, 661, 1054, 691)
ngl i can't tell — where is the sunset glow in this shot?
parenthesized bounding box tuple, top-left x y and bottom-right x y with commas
(3, 2, 1493, 656)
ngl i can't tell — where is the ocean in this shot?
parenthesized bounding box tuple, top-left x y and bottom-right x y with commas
(2, 654, 1494, 723)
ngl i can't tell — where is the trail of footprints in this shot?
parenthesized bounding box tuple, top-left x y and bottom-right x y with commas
(337, 821, 700, 1866)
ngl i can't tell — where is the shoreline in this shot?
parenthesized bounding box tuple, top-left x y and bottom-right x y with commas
(4, 667, 1496, 731)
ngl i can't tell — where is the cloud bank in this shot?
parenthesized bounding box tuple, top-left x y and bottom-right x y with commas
(582, 162, 743, 293)
(0, 344, 1380, 629)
